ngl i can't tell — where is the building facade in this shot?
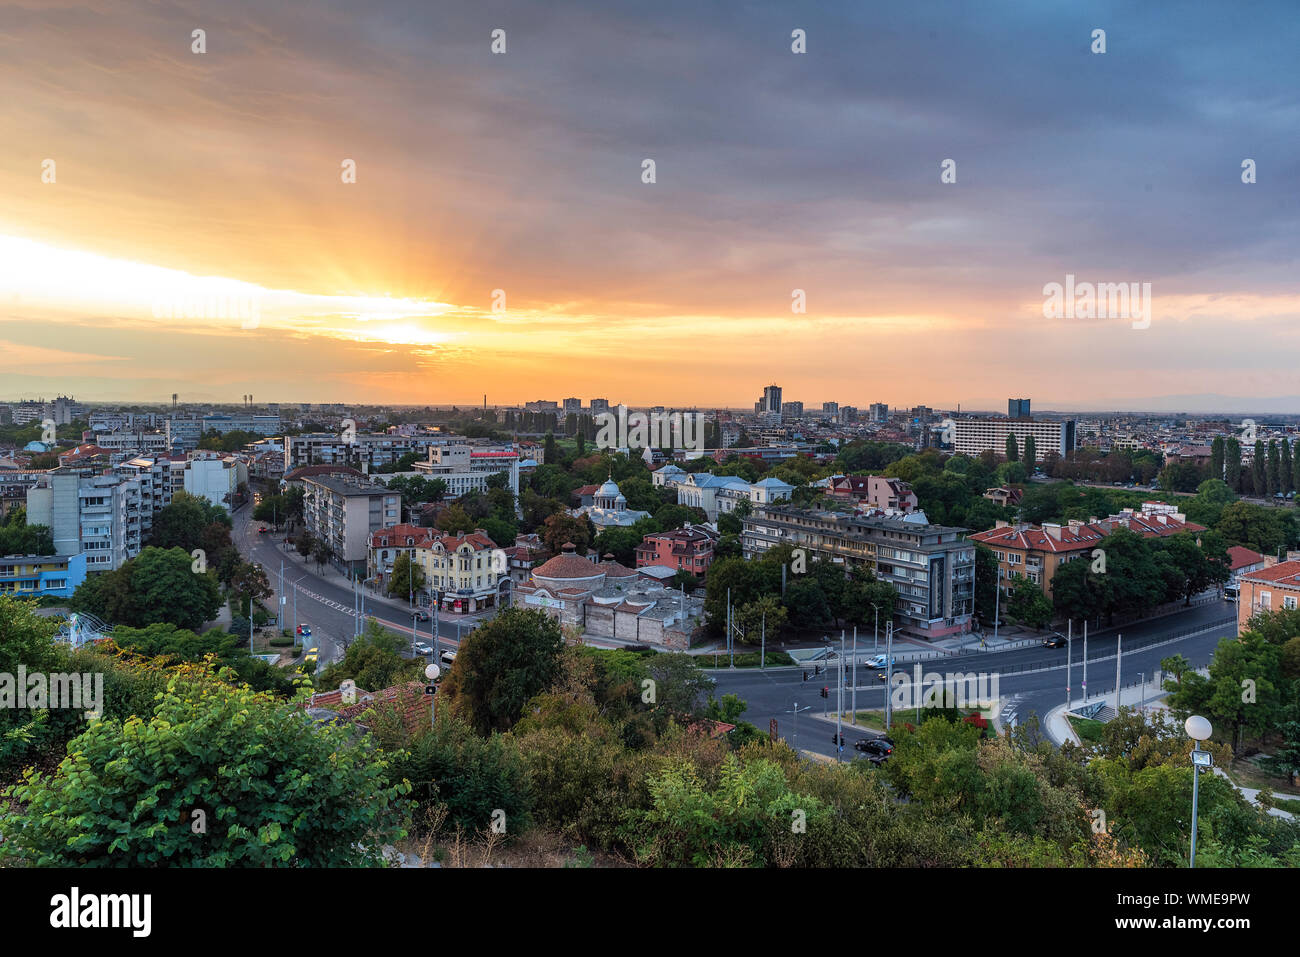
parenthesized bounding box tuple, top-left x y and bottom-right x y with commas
(302, 474, 402, 568)
(741, 505, 975, 639)
(952, 417, 1075, 458)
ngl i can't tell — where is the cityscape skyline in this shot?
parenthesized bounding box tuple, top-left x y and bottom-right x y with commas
(2, 0, 1297, 406)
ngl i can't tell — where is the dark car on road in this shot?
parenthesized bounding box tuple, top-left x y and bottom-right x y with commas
(854, 737, 894, 762)
(413, 610, 430, 622)
(1042, 633, 1067, 648)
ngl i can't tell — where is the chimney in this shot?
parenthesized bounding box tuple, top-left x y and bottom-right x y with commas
(1043, 523, 1062, 541)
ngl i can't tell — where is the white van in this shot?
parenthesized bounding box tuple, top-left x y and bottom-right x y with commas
(440, 650, 457, 666)
(1224, 583, 1239, 603)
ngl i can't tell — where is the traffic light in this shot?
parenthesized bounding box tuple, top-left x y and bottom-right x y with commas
(821, 686, 829, 698)
(802, 670, 809, 681)
(814, 665, 821, 675)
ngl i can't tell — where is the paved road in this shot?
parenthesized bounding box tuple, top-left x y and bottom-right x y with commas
(709, 599, 1238, 762)
(232, 505, 492, 672)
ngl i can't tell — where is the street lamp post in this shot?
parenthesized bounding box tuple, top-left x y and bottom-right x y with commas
(425, 663, 442, 729)
(1186, 715, 1213, 868)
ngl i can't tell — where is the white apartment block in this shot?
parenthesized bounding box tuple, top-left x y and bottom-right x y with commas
(114, 456, 173, 537)
(302, 474, 402, 567)
(408, 445, 519, 497)
(183, 452, 246, 511)
(96, 430, 171, 454)
(284, 432, 452, 472)
(201, 413, 281, 436)
(951, 418, 1077, 459)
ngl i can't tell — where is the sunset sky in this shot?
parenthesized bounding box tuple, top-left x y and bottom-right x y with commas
(1, 0, 1297, 410)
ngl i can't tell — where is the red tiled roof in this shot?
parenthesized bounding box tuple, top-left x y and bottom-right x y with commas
(1227, 546, 1265, 571)
(971, 513, 1206, 553)
(533, 553, 604, 580)
(1240, 560, 1300, 587)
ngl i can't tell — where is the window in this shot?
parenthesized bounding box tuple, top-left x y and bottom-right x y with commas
(1285, 596, 1297, 611)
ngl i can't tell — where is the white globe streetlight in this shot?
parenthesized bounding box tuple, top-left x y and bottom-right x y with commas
(425, 663, 441, 729)
(1185, 715, 1213, 868)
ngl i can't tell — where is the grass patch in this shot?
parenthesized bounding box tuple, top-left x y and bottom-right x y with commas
(700, 650, 795, 668)
(1068, 716, 1105, 743)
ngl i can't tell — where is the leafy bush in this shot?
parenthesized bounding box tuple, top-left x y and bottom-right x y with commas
(0, 665, 411, 866)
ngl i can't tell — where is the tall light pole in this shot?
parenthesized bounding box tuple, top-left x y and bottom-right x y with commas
(884, 621, 894, 732)
(835, 632, 844, 763)
(1082, 620, 1088, 703)
(1065, 619, 1072, 711)
(1186, 715, 1213, 868)
(425, 663, 442, 729)
(851, 625, 858, 725)
(1115, 633, 1123, 710)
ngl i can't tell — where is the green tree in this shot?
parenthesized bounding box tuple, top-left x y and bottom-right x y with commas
(0, 668, 409, 866)
(733, 595, 787, 645)
(441, 607, 565, 734)
(1225, 437, 1242, 492)
(1022, 436, 1036, 474)
(387, 552, 426, 599)
(1210, 436, 1225, 482)
(1006, 575, 1052, 629)
(1005, 434, 1018, 464)
(318, 620, 424, 694)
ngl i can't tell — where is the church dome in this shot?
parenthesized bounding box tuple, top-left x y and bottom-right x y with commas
(597, 477, 621, 498)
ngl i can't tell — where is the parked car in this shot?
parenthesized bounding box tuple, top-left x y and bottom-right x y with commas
(414, 641, 433, 655)
(1042, 633, 1067, 648)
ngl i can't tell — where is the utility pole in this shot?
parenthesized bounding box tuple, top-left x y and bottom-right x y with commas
(1115, 633, 1122, 711)
(1082, 620, 1088, 703)
(760, 612, 765, 670)
(836, 638, 844, 763)
(993, 573, 1000, 643)
(851, 626, 858, 725)
(873, 605, 879, 653)
(884, 621, 894, 732)
(1065, 619, 1072, 712)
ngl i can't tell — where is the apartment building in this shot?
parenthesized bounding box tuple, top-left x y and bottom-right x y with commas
(201, 413, 281, 436)
(26, 469, 144, 572)
(167, 416, 205, 451)
(0, 553, 87, 598)
(284, 432, 450, 471)
(635, 524, 719, 578)
(970, 506, 1207, 596)
(951, 418, 1076, 458)
(302, 474, 402, 569)
(1237, 561, 1300, 633)
(418, 530, 503, 613)
(741, 505, 975, 639)
(95, 430, 170, 454)
(115, 456, 173, 536)
(826, 475, 919, 512)
(183, 452, 246, 511)
(409, 444, 520, 497)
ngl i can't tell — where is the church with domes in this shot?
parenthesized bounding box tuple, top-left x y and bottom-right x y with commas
(571, 475, 652, 529)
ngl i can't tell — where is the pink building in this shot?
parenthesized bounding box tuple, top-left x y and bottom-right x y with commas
(634, 525, 719, 578)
